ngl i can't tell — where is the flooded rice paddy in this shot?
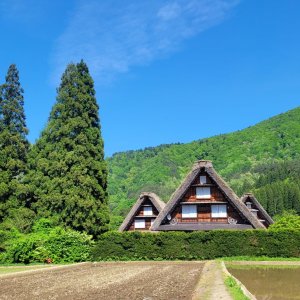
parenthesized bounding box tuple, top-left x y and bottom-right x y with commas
(227, 265, 300, 300)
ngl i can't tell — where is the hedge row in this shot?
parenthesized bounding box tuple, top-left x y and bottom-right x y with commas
(92, 230, 300, 260)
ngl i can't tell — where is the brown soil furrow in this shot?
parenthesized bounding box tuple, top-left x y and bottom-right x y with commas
(0, 262, 204, 300)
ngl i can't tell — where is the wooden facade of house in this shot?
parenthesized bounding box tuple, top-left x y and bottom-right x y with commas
(119, 192, 165, 231)
(241, 193, 274, 228)
(169, 174, 246, 224)
(151, 160, 268, 231)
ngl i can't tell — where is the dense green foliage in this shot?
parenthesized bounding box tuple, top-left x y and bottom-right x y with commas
(107, 107, 300, 229)
(269, 211, 300, 230)
(92, 231, 300, 261)
(0, 64, 29, 222)
(250, 161, 300, 216)
(0, 218, 93, 264)
(24, 61, 109, 237)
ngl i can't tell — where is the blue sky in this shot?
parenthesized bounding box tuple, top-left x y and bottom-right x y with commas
(0, 0, 299, 157)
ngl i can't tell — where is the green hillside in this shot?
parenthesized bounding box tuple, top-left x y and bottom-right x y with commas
(107, 107, 300, 229)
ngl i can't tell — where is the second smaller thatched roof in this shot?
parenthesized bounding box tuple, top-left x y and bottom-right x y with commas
(241, 193, 274, 226)
(118, 192, 165, 232)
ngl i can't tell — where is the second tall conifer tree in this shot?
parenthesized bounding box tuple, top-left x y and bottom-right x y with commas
(26, 61, 109, 237)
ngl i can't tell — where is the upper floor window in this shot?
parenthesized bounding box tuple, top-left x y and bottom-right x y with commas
(196, 187, 211, 198)
(211, 204, 227, 218)
(200, 175, 207, 184)
(143, 206, 153, 216)
(246, 202, 252, 209)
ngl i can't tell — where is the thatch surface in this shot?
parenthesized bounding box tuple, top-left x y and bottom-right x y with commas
(241, 193, 274, 226)
(151, 160, 266, 231)
(118, 192, 165, 232)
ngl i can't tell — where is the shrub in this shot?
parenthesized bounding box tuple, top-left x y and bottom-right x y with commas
(44, 228, 92, 262)
(0, 219, 93, 264)
(270, 211, 300, 231)
(92, 230, 300, 261)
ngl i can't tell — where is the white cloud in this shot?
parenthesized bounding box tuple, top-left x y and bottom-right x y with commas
(157, 3, 181, 21)
(51, 0, 240, 85)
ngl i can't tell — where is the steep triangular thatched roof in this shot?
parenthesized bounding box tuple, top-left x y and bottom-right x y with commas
(241, 193, 274, 226)
(151, 160, 266, 230)
(118, 192, 165, 232)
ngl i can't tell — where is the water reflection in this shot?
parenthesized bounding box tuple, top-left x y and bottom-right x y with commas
(227, 266, 300, 300)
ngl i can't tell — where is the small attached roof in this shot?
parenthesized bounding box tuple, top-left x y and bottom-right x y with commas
(151, 160, 266, 230)
(118, 192, 165, 232)
(241, 193, 274, 225)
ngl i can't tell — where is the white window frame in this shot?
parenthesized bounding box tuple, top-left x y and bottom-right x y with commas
(143, 206, 153, 216)
(196, 187, 211, 199)
(211, 205, 227, 218)
(200, 175, 207, 184)
(182, 205, 197, 218)
(134, 219, 145, 229)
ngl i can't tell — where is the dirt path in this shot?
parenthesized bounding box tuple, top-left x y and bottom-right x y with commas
(0, 261, 204, 300)
(193, 261, 232, 300)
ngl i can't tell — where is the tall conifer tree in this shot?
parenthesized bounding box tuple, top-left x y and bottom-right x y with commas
(26, 61, 109, 237)
(0, 64, 29, 220)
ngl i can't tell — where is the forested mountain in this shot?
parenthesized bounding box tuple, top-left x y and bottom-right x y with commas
(108, 107, 300, 228)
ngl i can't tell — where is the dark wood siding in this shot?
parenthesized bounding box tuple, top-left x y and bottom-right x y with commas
(167, 171, 249, 225)
(127, 198, 159, 231)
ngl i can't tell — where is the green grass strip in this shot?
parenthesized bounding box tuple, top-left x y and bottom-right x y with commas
(224, 276, 250, 300)
(220, 256, 300, 261)
(226, 263, 300, 270)
(0, 265, 52, 274)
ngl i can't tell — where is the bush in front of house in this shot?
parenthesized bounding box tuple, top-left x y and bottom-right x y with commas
(269, 211, 300, 231)
(0, 218, 93, 264)
(91, 230, 300, 261)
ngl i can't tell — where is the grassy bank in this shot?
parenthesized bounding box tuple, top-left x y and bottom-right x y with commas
(0, 265, 53, 274)
(224, 276, 250, 300)
(220, 256, 300, 261)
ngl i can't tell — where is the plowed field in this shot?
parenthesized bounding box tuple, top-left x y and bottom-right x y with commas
(0, 261, 204, 300)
